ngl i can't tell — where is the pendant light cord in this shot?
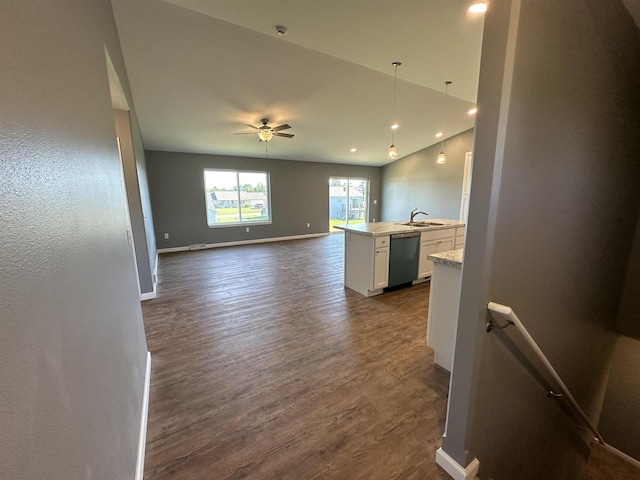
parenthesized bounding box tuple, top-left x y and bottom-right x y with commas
(441, 81, 451, 151)
(391, 62, 401, 145)
(387, 61, 402, 160)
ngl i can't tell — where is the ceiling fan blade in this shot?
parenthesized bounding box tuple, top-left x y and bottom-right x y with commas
(272, 124, 291, 132)
(232, 132, 257, 135)
(274, 132, 294, 138)
(243, 124, 259, 129)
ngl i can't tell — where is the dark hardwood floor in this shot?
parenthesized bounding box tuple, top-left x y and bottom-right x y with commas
(141, 233, 451, 479)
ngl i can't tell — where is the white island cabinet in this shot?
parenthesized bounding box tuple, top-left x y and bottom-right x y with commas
(335, 220, 465, 297)
(372, 236, 390, 289)
(344, 232, 390, 297)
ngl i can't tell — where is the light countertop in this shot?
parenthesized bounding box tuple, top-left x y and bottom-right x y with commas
(428, 248, 464, 269)
(334, 219, 465, 237)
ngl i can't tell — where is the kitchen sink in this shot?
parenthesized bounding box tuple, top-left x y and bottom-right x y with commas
(396, 221, 444, 227)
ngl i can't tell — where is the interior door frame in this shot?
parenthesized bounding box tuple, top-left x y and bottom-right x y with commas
(116, 136, 142, 299)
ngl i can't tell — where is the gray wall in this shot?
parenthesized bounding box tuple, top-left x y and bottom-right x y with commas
(1, 1, 148, 478)
(146, 150, 382, 249)
(443, 0, 640, 478)
(617, 206, 640, 339)
(600, 206, 640, 460)
(114, 109, 156, 294)
(599, 335, 640, 460)
(381, 129, 474, 222)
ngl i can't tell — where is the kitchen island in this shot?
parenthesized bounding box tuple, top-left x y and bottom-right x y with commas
(335, 220, 465, 297)
(426, 248, 463, 372)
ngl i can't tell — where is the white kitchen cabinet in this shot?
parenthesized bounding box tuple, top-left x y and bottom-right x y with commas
(343, 233, 390, 297)
(454, 226, 465, 249)
(418, 241, 437, 278)
(373, 246, 389, 289)
(418, 228, 456, 278)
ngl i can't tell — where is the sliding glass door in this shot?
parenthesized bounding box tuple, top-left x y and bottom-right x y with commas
(329, 177, 369, 232)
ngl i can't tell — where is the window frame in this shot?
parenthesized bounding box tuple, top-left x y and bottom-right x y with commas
(204, 169, 272, 228)
(328, 176, 370, 231)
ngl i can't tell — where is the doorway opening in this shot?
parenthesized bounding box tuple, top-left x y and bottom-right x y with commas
(329, 177, 369, 232)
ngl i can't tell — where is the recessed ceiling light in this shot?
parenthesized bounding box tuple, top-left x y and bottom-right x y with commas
(391, 124, 399, 130)
(435, 132, 443, 138)
(350, 148, 357, 153)
(468, 108, 478, 115)
(468, 2, 488, 13)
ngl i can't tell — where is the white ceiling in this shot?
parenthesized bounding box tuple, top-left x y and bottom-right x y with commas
(112, 0, 486, 166)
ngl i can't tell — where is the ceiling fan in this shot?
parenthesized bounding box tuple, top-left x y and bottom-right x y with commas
(233, 119, 294, 142)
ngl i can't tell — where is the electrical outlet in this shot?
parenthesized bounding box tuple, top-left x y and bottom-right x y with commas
(306, 222, 310, 228)
(373, 218, 376, 222)
(373, 199, 377, 205)
(164, 233, 169, 239)
(246, 227, 250, 232)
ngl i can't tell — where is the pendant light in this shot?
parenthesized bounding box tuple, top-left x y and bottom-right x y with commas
(437, 80, 452, 165)
(387, 61, 402, 160)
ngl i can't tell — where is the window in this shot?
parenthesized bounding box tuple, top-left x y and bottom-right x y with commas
(329, 177, 369, 232)
(204, 170, 271, 227)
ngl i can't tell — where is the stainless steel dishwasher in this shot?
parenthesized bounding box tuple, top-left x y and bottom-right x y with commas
(388, 232, 420, 288)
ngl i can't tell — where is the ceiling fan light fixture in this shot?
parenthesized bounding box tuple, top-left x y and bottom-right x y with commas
(257, 130, 273, 142)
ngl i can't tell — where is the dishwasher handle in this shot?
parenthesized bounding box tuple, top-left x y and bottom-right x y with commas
(391, 232, 421, 239)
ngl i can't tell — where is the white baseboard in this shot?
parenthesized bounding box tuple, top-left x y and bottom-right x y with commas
(140, 288, 156, 301)
(153, 251, 158, 284)
(436, 448, 480, 480)
(157, 232, 330, 254)
(135, 352, 151, 480)
(140, 252, 159, 301)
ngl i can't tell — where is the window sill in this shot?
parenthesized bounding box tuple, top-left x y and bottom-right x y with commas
(208, 221, 272, 228)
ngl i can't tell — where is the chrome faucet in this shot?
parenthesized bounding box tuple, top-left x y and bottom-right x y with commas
(410, 208, 429, 225)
